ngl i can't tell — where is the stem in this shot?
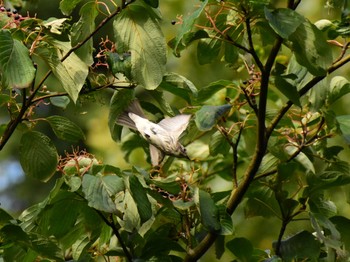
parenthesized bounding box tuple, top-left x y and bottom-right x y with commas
(95, 211, 133, 262)
(275, 220, 288, 256)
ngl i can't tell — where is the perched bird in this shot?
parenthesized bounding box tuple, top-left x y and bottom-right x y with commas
(116, 100, 191, 166)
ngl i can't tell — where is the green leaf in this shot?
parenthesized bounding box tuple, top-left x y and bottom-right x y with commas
(226, 237, 253, 261)
(159, 73, 198, 104)
(265, 8, 332, 75)
(173, 199, 195, 210)
(197, 38, 222, 65)
(194, 188, 221, 232)
(34, 40, 88, 103)
(330, 216, 350, 252)
(82, 174, 125, 213)
(142, 0, 159, 8)
(196, 80, 234, 103)
(172, 0, 208, 56)
(0, 30, 36, 89)
(245, 186, 279, 218)
(195, 104, 232, 131)
(113, 4, 166, 89)
(50, 96, 70, 109)
(277, 230, 321, 261)
(128, 174, 153, 223)
(289, 19, 332, 76)
(0, 208, 13, 226)
(59, 0, 84, 15)
(106, 51, 132, 79)
(46, 115, 85, 142)
(274, 75, 301, 107)
(209, 131, 230, 156)
(329, 76, 350, 105)
(265, 8, 304, 39)
(304, 171, 350, 197)
(284, 145, 315, 173)
(336, 115, 350, 143)
(19, 131, 58, 182)
(108, 89, 134, 141)
(71, 2, 98, 64)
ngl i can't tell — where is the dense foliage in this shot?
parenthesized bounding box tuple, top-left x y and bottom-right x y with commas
(2, 0, 350, 261)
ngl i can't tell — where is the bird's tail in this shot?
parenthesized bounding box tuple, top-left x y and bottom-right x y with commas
(116, 99, 145, 130)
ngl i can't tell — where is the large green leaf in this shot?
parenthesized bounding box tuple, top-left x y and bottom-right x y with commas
(113, 3, 166, 89)
(197, 38, 222, 65)
(265, 8, 332, 75)
(265, 8, 304, 39)
(46, 115, 85, 142)
(196, 80, 234, 103)
(336, 115, 350, 143)
(108, 89, 134, 141)
(328, 76, 350, 105)
(274, 75, 301, 107)
(195, 104, 232, 131)
(128, 174, 153, 223)
(59, 0, 84, 15)
(34, 40, 88, 103)
(330, 216, 350, 252)
(277, 230, 321, 261)
(226, 237, 254, 261)
(0, 30, 36, 89)
(82, 174, 125, 213)
(19, 131, 58, 182)
(209, 130, 230, 156)
(172, 0, 208, 56)
(194, 188, 221, 232)
(71, 2, 98, 64)
(159, 73, 198, 104)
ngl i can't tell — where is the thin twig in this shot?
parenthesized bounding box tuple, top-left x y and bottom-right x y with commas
(94, 211, 133, 262)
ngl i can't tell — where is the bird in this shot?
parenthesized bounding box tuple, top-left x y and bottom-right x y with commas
(116, 100, 191, 166)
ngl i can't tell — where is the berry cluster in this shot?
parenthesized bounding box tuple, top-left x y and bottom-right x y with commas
(0, 6, 22, 21)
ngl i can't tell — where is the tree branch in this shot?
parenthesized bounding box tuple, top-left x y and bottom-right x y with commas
(94, 210, 133, 262)
(267, 53, 350, 139)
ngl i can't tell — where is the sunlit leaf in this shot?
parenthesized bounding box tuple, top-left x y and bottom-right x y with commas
(328, 76, 350, 105)
(71, 2, 98, 64)
(0, 30, 36, 89)
(47, 115, 85, 142)
(50, 96, 70, 109)
(159, 73, 198, 103)
(172, 0, 208, 56)
(82, 174, 125, 213)
(19, 131, 58, 182)
(113, 3, 166, 89)
(34, 41, 88, 103)
(336, 115, 350, 143)
(195, 104, 232, 131)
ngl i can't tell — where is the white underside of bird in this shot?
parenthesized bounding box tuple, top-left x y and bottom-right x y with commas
(116, 100, 191, 166)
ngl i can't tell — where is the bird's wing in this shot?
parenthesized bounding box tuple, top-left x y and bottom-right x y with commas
(149, 144, 164, 166)
(116, 99, 146, 130)
(158, 114, 191, 140)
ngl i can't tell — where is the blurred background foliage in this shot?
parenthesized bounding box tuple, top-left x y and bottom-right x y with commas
(1, 0, 350, 260)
